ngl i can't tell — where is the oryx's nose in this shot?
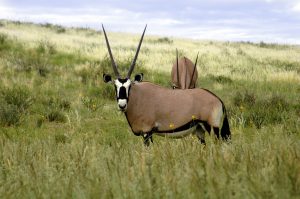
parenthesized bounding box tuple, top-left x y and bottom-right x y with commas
(119, 104, 126, 110)
(118, 99, 127, 111)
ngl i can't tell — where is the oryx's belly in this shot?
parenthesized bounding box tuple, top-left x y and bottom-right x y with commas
(154, 126, 196, 138)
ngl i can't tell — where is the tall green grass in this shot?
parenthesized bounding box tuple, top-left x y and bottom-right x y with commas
(0, 20, 299, 198)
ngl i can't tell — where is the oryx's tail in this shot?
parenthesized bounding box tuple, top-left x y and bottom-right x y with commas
(221, 106, 231, 141)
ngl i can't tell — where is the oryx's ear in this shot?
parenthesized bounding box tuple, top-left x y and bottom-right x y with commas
(134, 73, 143, 82)
(103, 74, 112, 83)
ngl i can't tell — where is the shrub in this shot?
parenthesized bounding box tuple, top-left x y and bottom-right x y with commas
(0, 101, 22, 126)
(0, 86, 33, 111)
(0, 86, 33, 126)
(46, 110, 66, 123)
(55, 133, 69, 144)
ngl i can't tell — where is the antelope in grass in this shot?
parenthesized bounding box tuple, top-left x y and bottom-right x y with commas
(102, 24, 231, 145)
(171, 50, 199, 89)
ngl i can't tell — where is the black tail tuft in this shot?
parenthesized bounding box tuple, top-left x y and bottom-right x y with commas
(221, 115, 231, 141)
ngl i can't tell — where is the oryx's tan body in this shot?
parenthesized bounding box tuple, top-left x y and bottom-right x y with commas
(171, 57, 198, 89)
(126, 82, 223, 135)
(102, 24, 231, 145)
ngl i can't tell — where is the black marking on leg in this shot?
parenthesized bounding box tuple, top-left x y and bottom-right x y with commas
(196, 125, 206, 145)
(221, 115, 231, 141)
(213, 127, 220, 139)
(143, 133, 153, 146)
(203, 122, 211, 134)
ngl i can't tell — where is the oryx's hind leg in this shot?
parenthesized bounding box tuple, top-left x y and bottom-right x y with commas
(213, 127, 220, 139)
(143, 133, 153, 146)
(203, 121, 220, 140)
(195, 125, 206, 145)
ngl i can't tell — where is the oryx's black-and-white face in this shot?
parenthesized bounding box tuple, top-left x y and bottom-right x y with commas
(102, 24, 146, 111)
(103, 74, 143, 112)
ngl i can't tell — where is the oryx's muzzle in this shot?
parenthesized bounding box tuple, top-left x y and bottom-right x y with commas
(118, 99, 127, 111)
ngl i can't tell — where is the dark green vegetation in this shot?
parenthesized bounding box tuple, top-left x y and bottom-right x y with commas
(0, 20, 299, 198)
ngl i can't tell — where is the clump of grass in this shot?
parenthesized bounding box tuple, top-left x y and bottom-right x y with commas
(149, 37, 173, 44)
(81, 96, 100, 111)
(208, 74, 233, 84)
(0, 100, 22, 126)
(157, 37, 173, 44)
(76, 61, 101, 85)
(37, 96, 71, 123)
(263, 58, 300, 72)
(258, 41, 291, 50)
(234, 91, 256, 107)
(236, 48, 246, 56)
(43, 96, 71, 111)
(0, 86, 33, 126)
(7, 40, 56, 76)
(46, 110, 66, 123)
(5, 38, 87, 75)
(54, 133, 69, 144)
(232, 91, 292, 128)
(0, 33, 11, 52)
(40, 23, 66, 34)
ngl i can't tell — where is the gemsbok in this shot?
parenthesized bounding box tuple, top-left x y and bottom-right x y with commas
(171, 50, 199, 89)
(102, 24, 231, 145)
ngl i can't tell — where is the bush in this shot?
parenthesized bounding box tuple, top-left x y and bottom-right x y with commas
(55, 133, 69, 144)
(0, 86, 33, 126)
(0, 101, 22, 126)
(0, 86, 33, 111)
(46, 110, 66, 123)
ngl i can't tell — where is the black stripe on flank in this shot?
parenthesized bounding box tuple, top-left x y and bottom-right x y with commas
(155, 120, 202, 133)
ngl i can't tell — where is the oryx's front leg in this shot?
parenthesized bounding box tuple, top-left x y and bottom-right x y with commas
(143, 133, 153, 146)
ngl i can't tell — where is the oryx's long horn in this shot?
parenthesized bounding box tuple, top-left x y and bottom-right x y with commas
(176, 49, 179, 86)
(102, 24, 120, 77)
(127, 25, 147, 78)
(189, 52, 199, 88)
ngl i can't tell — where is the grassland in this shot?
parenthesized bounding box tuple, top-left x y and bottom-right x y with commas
(0, 20, 299, 198)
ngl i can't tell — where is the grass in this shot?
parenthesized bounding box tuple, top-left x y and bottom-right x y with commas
(0, 19, 299, 198)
